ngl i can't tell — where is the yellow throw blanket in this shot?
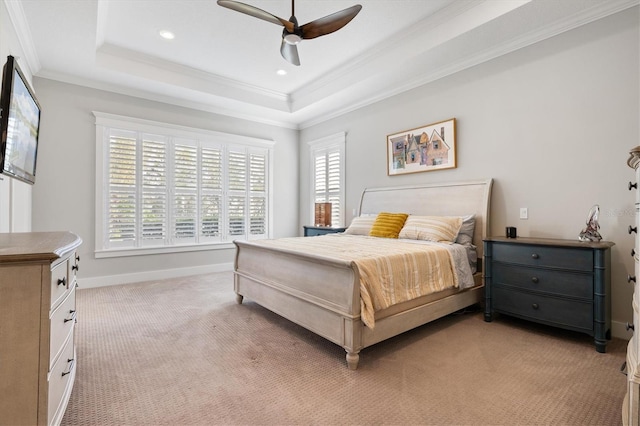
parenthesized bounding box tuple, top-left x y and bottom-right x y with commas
(252, 235, 459, 328)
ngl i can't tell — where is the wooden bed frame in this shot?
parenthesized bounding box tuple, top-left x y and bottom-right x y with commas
(233, 179, 493, 369)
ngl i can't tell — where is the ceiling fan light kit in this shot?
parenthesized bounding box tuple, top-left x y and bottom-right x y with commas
(217, 0, 362, 66)
(284, 34, 302, 45)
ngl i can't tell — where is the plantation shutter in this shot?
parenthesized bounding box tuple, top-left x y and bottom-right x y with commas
(309, 133, 345, 228)
(200, 144, 222, 241)
(326, 150, 342, 226)
(314, 146, 342, 226)
(107, 129, 138, 247)
(96, 113, 273, 255)
(173, 140, 198, 242)
(249, 150, 267, 237)
(227, 148, 246, 237)
(141, 134, 167, 245)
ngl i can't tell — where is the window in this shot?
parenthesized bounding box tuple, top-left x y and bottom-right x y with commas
(94, 112, 273, 257)
(308, 132, 345, 227)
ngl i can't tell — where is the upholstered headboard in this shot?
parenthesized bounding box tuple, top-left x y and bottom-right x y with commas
(357, 179, 493, 262)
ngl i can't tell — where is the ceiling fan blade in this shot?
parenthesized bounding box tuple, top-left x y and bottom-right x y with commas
(300, 4, 362, 40)
(217, 0, 295, 33)
(280, 40, 300, 66)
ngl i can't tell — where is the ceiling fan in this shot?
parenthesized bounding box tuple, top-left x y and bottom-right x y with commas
(217, 0, 362, 66)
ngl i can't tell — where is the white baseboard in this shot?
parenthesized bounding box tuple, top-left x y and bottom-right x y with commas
(78, 263, 234, 289)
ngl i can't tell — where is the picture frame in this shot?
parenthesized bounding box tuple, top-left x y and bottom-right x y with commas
(387, 118, 456, 176)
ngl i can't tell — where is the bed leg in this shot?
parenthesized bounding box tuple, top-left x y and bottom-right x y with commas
(346, 351, 359, 370)
(235, 293, 243, 304)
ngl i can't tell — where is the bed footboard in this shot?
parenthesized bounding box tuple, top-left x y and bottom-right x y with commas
(234, 240, 365, 368)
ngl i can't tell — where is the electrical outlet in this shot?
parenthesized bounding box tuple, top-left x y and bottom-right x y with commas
(520, 207, 528, 220)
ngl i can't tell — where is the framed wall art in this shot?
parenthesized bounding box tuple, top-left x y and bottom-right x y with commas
(387, 118, 456, 176)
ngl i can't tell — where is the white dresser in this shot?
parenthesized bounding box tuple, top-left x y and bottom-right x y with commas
(0, 232, 82, 426)
(625, 146, 640, 425)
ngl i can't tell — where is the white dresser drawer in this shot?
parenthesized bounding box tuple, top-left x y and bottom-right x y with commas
(70, 251, 79, 283)
(50, 259, 70, 310)
(48, 337, 75, 426)
(49, 286, 76, 369)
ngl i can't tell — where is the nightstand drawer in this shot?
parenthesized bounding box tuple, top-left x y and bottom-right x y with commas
(493, 243, 593, 271)
(493, 264, 592, 299)
(493, 287, 593, 331)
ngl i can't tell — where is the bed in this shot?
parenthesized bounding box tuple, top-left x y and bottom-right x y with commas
(233, 179, 493, 369)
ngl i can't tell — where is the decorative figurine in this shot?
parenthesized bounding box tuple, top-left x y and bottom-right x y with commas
(579, 205, 602, 242)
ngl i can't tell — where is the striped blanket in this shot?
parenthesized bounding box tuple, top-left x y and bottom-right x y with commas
(251, 234, 472, 328)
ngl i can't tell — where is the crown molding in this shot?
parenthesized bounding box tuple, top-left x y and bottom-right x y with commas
(3, 0, 41, 77)
(34, 72, 299, 130)
(96, 43, 291, 112)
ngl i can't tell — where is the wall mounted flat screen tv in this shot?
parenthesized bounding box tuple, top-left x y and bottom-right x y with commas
(0, 55, 41, 185)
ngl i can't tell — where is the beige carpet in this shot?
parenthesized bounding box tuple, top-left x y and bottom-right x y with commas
(62, 272, 626, 425)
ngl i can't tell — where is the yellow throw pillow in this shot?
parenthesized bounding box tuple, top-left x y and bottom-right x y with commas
(369, 212, 409, 238)
(398, 215, 463, 243)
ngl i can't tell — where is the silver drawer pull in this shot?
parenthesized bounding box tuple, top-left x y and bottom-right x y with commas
(630, 225, 638, 234)
(57, 277, 67, 286)
(531, 253, 539, 260)
(630, 182, 637, 190)
(72, 264, 79, 272)
(531, 277, 539, 283)
(628, 275, 636, 283)
(63, 310, 77, 323)
(532, 303, 539, 310)
(61, 358, 75, 377)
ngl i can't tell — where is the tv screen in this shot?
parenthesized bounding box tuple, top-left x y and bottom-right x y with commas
(0, 55, 41, 185)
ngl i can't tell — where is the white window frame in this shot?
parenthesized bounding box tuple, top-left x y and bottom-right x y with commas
(308, 132, 346, 227)
(94, 112, 274, 258)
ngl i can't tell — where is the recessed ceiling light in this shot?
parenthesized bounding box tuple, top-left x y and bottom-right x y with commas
(159, 30, 175, 40)
(276, 69, 287, 76)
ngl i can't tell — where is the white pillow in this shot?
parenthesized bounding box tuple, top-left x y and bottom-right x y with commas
(456, 214, 476, 246)
(398, 215, 463, 243)
(344, 215, 377, 235)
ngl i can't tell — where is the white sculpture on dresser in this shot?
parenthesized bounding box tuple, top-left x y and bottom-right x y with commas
(579, 204, 602, 242)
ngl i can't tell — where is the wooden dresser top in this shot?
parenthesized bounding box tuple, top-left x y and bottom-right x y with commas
(0, 232, 82, 264)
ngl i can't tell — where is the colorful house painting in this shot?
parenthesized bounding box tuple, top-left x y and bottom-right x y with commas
(387, 118, 456, 175)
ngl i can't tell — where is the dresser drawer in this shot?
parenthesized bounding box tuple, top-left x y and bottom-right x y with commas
(50, 258, 70, 310)
(70, 251, 79, 283)
(493, 263, 593, 299)
(50, 286, 76, 369)
(492, 243, 593, 271)
(493, 287, 593, 331)
(48, 337, 75, 425)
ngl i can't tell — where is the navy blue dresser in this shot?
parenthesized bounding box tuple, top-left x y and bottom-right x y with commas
(484, 237, 614, 352)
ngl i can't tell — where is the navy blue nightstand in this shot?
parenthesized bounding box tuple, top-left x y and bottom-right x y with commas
(303, 226, 346, 236)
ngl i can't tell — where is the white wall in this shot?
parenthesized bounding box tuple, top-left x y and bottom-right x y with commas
(0, 0, 34, 232)
(31, 79, 299, 287)
(300, 8, 639, 337)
